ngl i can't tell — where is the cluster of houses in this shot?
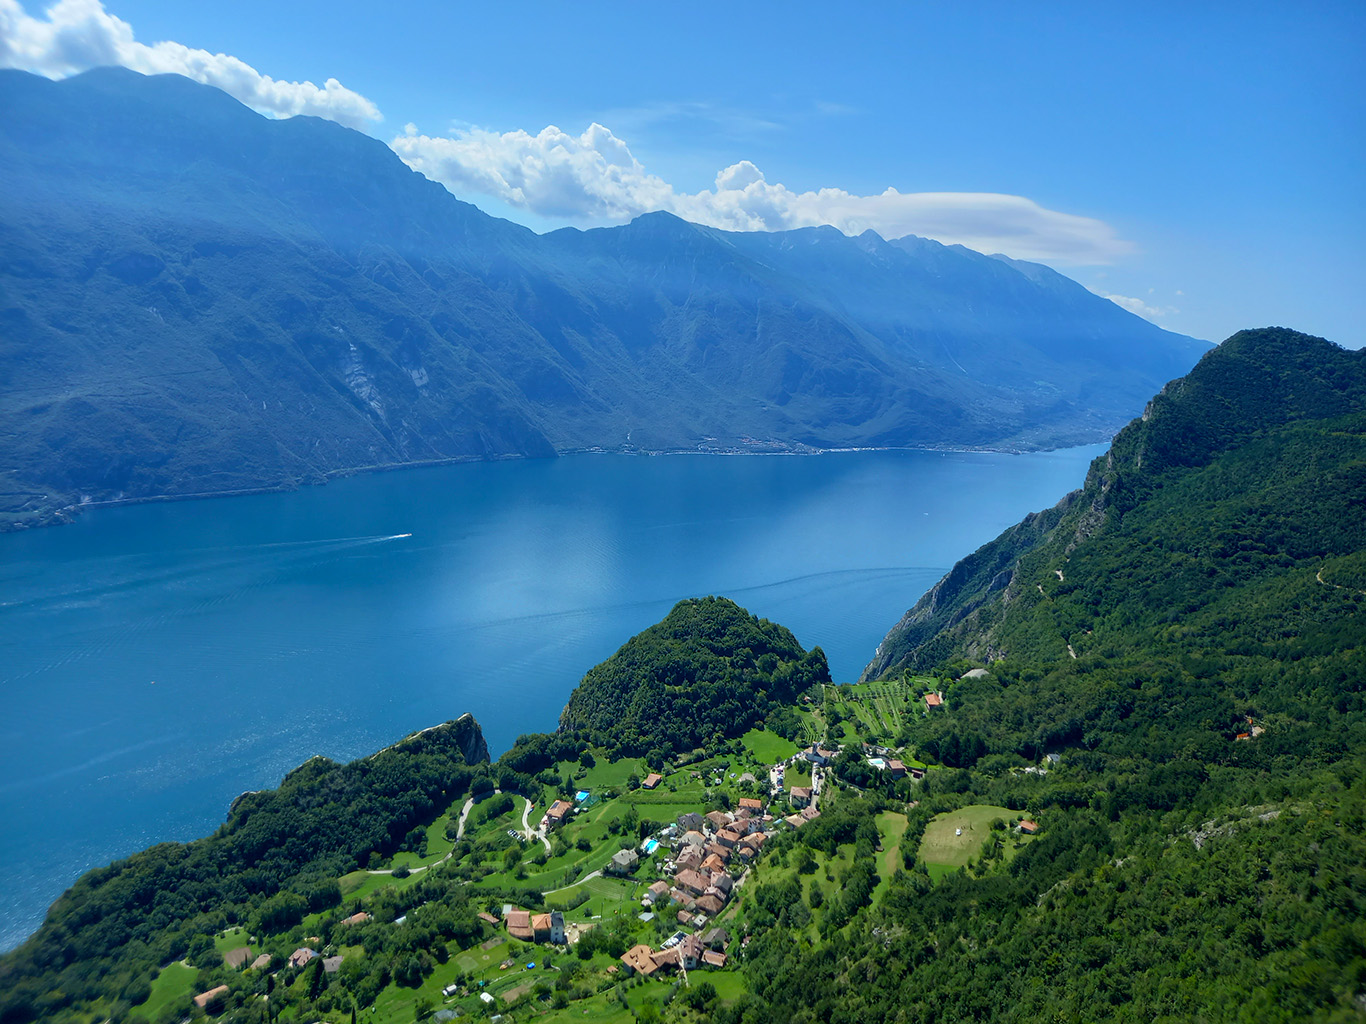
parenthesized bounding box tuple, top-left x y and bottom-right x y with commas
(618, 926, 732, 977)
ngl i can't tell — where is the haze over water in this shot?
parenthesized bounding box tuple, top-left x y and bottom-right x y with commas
(0, 446, 1102, 950)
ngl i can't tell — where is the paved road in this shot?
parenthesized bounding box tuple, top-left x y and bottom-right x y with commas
(364, 787, 499, 875)
(523, 797, 552, 853)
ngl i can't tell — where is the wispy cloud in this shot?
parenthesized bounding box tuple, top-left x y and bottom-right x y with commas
(0, 0, 381, 128)
(1094, 290, 1178, 322)
(393, 122, 1133, 263)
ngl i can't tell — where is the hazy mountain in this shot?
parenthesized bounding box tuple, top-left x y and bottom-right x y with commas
(0, 67, 1208, 529)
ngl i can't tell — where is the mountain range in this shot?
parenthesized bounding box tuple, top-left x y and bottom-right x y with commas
(0, 67, 1207, 530)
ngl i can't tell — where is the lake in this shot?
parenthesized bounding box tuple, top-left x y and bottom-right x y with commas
(0, 445, 1103, 950)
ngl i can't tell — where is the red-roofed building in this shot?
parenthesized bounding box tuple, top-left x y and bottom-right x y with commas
(505, 910, 533, 941)
(642, 772, 663, 789)
(924, 692, 945, 710)
(738, 797, 763, 812)
(675, 868, 710, 896)
(194, 985, 229, 1010)
(544, 800, 574, 827)
(696, 893, 725, 916)
(1019, 819, 1039, 834)
(620, 944, 662, 977)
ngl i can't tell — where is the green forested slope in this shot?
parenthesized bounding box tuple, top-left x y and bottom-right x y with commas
(0, 717, 490, 1023)
(557, 596, 830, 758)
(710, 328, 1366, 1022)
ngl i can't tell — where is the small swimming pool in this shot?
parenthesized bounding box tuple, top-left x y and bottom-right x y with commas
(575, 790, 590, 802)
(643, 838, 659, 854)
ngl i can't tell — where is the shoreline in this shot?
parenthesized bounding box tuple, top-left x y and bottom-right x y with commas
(5, 434, 1113, 536)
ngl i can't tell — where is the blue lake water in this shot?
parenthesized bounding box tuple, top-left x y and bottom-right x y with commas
(0, 445, 1103, 950)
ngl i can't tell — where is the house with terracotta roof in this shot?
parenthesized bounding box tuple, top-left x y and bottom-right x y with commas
(477, 911, 499, 925)
(505, 909, 534, 941)
(700, 852, 726, 874)
(675, 868, 710, 896)
(738, 796, 763, 812)
(679, 933, 705, 968)
(544, 799, 574, 827)
(675, 845, 704, 870)
(784, 813, 807, 828)
(193, 985, 229, 1010)
(803, 744, 833, 765)
(705, 810, 732, 832)
(886, 759, 907, 778)
(288, 948, 317, 968)
(800, 804, 820, 822)
(620, 944, 662, 977)
(342, 911, 371, 927)
(696, 893, 725, 916)
(716, 827, 744, 847)
(645, 880, 671, 905)
(703, 949, 728, 968)
(1019, 819, 1039, 834)
(789, 785, 813, 808)
(642, 772, 663, 789)
(924, 692, 945, 711)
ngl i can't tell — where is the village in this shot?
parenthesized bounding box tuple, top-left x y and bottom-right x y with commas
(161, 678, 1049, 1023)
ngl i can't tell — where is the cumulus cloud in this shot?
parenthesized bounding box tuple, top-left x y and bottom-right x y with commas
(393, 122, 1132, 263)
(0, 0, 380, 128)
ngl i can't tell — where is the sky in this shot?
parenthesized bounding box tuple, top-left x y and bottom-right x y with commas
(1, 1, 1362, 346)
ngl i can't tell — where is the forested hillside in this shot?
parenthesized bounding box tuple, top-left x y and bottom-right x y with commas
(712, 327, 1366, 1021)
(557, 596, 830, 757)
(0, 717, 491, 1023)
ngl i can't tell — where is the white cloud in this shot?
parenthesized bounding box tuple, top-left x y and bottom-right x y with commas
(0, 0, 380, 128)
(1096, 291, 1178, 322)
(393, 121, 1132, 263)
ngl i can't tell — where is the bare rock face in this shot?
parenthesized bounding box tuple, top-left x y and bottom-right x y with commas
(451, 712, 491, 764)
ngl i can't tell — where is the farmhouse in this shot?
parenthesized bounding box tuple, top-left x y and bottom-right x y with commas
(505, 909, 534, 941)
(642, 772, 663, 789)
(544, 799, 574, 827)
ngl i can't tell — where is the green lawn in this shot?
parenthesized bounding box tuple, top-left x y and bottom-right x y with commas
(339, 866, 426, 900)
(212, 926, 254, 959)
(706, 971, 750, 1003)
(134, 961, 197, 1020)
(740, 727, 799, 765)
(918, 805, 1023, 881)
(871, 811, 908, 905)
(561, 752, 646, 791)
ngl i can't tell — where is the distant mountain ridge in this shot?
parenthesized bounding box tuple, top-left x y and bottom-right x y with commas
(0, 67, 1209, 529)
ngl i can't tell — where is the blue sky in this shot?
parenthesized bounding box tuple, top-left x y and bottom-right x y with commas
(2, 1, 1362, 346)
